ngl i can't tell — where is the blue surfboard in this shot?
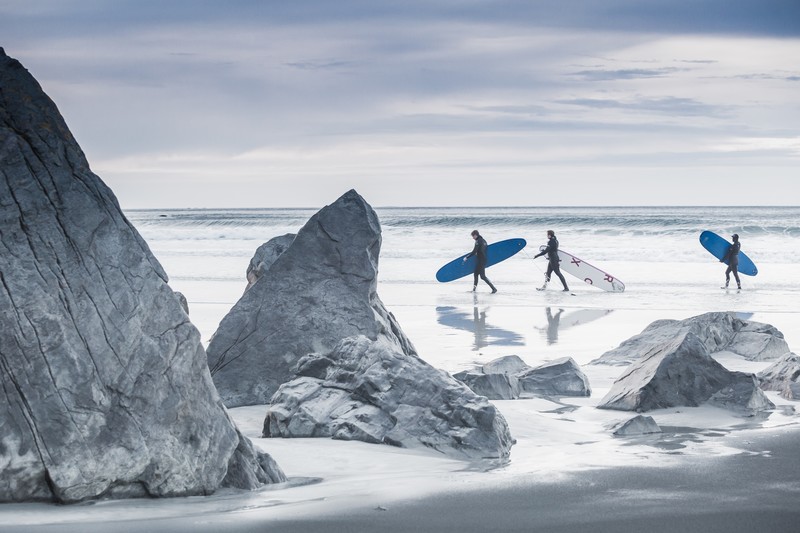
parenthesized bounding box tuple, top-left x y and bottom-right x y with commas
(436, 238, 527, 282)
(699, 230, 758, 276)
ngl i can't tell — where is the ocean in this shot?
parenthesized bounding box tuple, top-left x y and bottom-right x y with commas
(125, 205, 800, 370)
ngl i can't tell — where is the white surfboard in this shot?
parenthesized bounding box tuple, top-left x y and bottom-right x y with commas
(548, 248, 625, 292)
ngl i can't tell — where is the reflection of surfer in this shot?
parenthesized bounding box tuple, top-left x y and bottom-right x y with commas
(721, 234, 742, 290)
(472, 305, 488, 349)
(545, 307, 563, 344)
(463, 230, 497, 293)
(534, 230, 569, 292)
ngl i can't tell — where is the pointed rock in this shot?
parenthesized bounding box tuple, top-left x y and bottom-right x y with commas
(0, 49, 285, 503)
(207, 191, 513, 459)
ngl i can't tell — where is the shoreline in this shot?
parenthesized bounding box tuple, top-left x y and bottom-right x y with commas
(8, 426, 798, 533)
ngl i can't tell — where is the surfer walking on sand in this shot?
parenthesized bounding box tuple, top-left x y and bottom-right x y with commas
(722, 233, 742, 289)
(464, 230, 497, 293)
(534, 230, 570, 292)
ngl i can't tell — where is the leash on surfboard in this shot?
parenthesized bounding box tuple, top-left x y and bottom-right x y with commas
(521, 247, 549, 289)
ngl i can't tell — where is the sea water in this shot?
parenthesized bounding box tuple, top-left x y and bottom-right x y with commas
(125, 206, 800, 372)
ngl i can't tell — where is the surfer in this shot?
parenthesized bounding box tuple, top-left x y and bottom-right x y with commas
(721, 233, 742, 289)
(463, 230, 497, 293)
(534, 230, 570, 292)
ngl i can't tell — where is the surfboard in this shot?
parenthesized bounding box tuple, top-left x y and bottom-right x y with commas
(436, 238, 526, 282)
(539, 246, 625, 292)
(699, 230, 757, 276)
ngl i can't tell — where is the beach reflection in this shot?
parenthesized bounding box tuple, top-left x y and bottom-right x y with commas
(436, 303, 524, 351)
(535, 307, 614, 345)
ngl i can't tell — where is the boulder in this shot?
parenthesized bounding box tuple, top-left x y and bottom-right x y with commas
(453, 355, 591, 400)
(597, 331, 773, 414)
(245, 233, 295, 291)
(517, 357, 592, 397)
(611, 415, 661, 436)
(592, 312, 789, 366)
(0, 48, 285, 503)
(264, 336, 514, 458)
(758, 353, 800, 399)
(207, 190, 513, 459)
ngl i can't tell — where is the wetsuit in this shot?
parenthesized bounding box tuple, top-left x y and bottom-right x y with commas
(534, 235, 569, 291)
(466, 235, 497, 292)
(722, 240, 741, 288)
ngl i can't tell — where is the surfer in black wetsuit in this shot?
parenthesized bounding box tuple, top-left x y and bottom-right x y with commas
(533, 230, 570, 292)
(464, 230, 497, 293)
(722, 233, 742, 289)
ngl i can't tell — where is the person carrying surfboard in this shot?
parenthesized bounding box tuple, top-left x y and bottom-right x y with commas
(534, 230, 570, 292)
(463, 230, 497, 293)
(722, 233, 742, 289)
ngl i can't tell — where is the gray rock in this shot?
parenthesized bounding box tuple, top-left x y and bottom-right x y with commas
(175, 291, 189, 315)
(597, 331, 774, 414)
(0, 49, 285, 503)
(264, 336, 514, 459)
(592, 312, 789, 366)
(517, 357, 592, 398)
(245, 233, 295, 291)
(208, 190, 513, 459)
(611, 415, 661, 436)
(758, 353, 800, 399)
(453, 355, 590, 400)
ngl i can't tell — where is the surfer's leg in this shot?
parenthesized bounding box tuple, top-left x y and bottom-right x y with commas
(473, 270, 479, 290)
(724, 266, 732, 287)
(479, 272, 497, 293)
(733, 266, 741, 288)
(553, 265, 569, 291)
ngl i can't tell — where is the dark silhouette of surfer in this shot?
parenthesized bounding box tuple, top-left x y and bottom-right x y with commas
(534, 230, 569, 292)
(722, 233, 742, 289)
(464, 230, 497, 293)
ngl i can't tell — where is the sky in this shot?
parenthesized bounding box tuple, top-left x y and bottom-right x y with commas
(2, 0, 799, 208)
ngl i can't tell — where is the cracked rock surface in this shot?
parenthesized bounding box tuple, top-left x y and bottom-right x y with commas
(208, 190, 514, 459)
(0, 48, 285, 503)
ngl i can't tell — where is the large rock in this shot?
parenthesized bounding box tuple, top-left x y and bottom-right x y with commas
(597, 331, 773, 414)
(592, 312, 789, 365)
(758, 353, 800, 400)
(207, 190, 513, 459)
(264, 336, 514, 458)
(0, 48, 285, 503)
(453, 355, 591, 400)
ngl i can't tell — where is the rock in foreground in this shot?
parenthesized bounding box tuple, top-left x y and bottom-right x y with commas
(208, 190, 513, 459)
(592, 312, 789, 366)
(264, 336, 514, 459)
(598, 331, 773, 414)
(0, 48, 285, 503)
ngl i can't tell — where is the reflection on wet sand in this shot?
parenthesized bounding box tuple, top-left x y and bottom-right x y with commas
(436, 303, 524, 351)
(535, 308, 614, 345)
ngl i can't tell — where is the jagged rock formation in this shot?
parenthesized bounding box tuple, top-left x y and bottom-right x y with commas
(592, 312, 789, 366)
(245, 233, 295, 291)
(453, 355, 591, 400)
(611, 415, 661, 436)
(0, 48, 285, 503)
(597, 331, 774, 414)
(207, 190, 513, 459)
(264, 335, 514, 458)
(758, 353, 800, 400)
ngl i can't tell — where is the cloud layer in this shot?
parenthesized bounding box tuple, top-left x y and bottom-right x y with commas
(3, 0, 799, 206)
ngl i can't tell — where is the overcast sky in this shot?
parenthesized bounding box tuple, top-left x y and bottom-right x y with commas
(3, 1, 799, 207)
